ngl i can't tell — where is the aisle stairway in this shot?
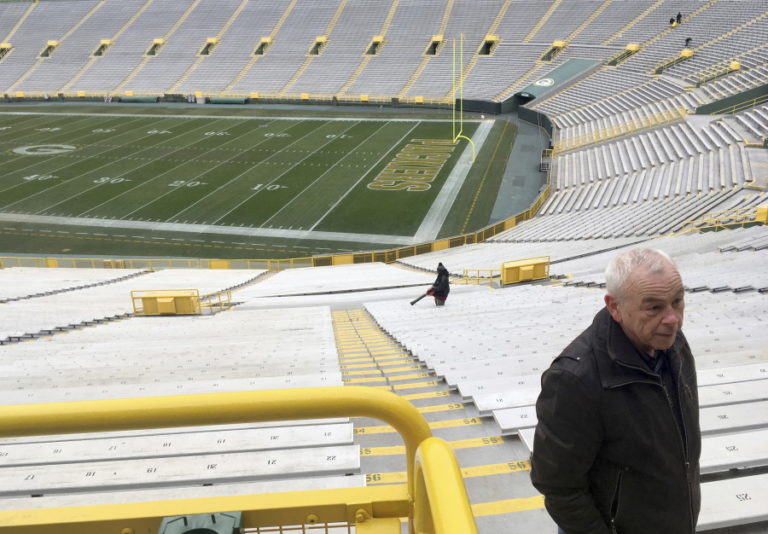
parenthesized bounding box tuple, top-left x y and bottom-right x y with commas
(332, 309, 553, 532)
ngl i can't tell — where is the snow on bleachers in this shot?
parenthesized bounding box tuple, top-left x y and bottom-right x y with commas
(235, 262, 435, 299)
(0, 268, 265, 342)
(395, 237, 641, 275)
(0, 304, 338, 404)
(0, 267, 143, 302)
(0, 300, 357, 510)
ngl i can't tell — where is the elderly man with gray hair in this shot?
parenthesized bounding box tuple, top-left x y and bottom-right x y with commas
(531, 248, 701, 534)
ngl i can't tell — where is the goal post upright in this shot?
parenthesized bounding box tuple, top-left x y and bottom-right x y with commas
(452, 33, 475, 162)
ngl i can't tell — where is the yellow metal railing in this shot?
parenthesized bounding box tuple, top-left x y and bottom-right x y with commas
(0, 386, 477, 534)
(200, 288, 233, 313)
(706, 93, 768, 116)
(554, 107, 686, 153)
(131, 288, 233, 315)
(675, 205, 766, 234)
(459, 268, 499, 285)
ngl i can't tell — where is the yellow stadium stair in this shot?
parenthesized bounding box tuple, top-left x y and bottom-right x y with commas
(224, 0, 299, 93)
(279, 0, 349, 96)
(601, 0, 665, 45)
(113, 0, 204, 94)
(7, 0, 108, 94)
(167, 0, 251, 94)
(522, 0, 562, 43)
(60, 0, 156, 94)
(336, 0, 400, 98)
(443, 0, 513, 101)
(397, 0, 455, 99)
(332, 308, 547, 523)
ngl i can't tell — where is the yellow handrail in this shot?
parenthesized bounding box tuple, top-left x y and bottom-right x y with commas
(0, 387, 477, 533)
(0, 387, 428, 489)
(414, 437, 479, 534)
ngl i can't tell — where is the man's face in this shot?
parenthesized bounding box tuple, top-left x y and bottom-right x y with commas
(605, 264, 685, 356)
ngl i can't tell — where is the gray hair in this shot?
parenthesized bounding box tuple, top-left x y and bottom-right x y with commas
(605, 248, 677, 299)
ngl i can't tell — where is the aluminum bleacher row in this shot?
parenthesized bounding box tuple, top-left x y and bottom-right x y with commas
(0, 0, 763, 105)
(0, 268, 266, 343)
(2, 223, 768, 531)
(363, 260, 768, 530)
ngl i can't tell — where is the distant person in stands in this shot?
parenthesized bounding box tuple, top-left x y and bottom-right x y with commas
(669, 16, 676, 26)
(677, 11, 683, 24)
(531, 248, 701, 534)
(427, 262, 450, 306)
(685, 37, 693, 47)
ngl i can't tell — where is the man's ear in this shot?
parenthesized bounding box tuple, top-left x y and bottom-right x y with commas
(605, 293, 622, 323)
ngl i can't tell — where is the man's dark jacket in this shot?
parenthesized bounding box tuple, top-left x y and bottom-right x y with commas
(530, 307, 701, 534)
(432, 265, 450, 297)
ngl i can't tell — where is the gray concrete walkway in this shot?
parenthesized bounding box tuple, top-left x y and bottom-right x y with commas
(490, 113, 550, 223)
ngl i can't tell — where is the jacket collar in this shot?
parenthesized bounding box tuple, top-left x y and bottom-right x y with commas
(592, 307, 662, 388)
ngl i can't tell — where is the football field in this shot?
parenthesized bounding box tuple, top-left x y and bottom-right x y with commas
(0, 108, 512, 258)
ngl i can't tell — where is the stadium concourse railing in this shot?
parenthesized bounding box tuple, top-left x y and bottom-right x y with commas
(0, 185, 552, 271)
(0, 386, 478, 534)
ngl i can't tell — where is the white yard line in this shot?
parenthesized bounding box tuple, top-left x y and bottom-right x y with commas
(412, 120, 494, 243)
(0, 213, 413, 245)
(308, 122, 421, 232)
(260, 121, 390, 228)
(0, 115, 159, 199)
(210, 121, 360, 225)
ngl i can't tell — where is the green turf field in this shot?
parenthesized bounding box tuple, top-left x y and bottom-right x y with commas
(0, 106, 514, 259)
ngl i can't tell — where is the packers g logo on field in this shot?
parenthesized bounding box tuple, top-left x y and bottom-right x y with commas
(12, 144, 77, 155)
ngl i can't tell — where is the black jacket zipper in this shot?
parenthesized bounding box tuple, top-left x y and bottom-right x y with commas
(611, 358, 695, 533)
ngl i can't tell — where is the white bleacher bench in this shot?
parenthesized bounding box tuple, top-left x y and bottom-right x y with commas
(0, 422, 353, 467)
(494, 406, 538, 436)
(495, 400, 768, 438)
(0, 373, 343, 405)
(0, 474, 365, 512)
(698, 473, 768, 531)
(698, 379, 768, 408)
(0, 444, 360, 497)
(700, 429, 768, 475)
(473, 377, 768, 415)
(700, 400, 768, 435)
